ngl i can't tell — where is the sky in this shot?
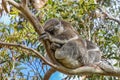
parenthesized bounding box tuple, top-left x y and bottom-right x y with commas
(0, 12, 11, 25)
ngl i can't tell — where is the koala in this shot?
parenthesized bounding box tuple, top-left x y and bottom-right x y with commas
(40, 18, 103, 69)
(40, 18, 79, 50)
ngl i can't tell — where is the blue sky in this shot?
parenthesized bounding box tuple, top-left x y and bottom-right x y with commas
(50, 72, 66, 80)
(0, 13, 11, 25)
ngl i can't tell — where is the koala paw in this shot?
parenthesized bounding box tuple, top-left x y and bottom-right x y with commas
(51, 43, 61, 50)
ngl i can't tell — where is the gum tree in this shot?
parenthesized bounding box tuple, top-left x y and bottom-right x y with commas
(0, 0, 120, 80)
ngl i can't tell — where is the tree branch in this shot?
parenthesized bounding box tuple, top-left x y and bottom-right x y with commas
(0, 41, 47, 63)
(7, 0, 44, 34)
(0, 41, 120, 77)
(99, 8, 120, 24)
(44, 68, 56, 80)
(2, 0, 120, 78)
(7, 0, 57, 64)
(21, 0, 28, 7)
(2, 0, 9, 13)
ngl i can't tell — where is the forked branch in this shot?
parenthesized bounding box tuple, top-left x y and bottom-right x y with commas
(1, 0, 120, 78)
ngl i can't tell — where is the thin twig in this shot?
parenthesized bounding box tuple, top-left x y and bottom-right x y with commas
(99, 8, 120, 24)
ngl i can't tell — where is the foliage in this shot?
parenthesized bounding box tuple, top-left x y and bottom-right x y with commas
(0, 0, 120, 79)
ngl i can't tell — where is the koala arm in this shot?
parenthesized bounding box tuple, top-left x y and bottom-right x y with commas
(49, 37, 68, 44)
(40, 32, 78, 44)
(39, 32, 67, 46)
(48, 33, 79, 44)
